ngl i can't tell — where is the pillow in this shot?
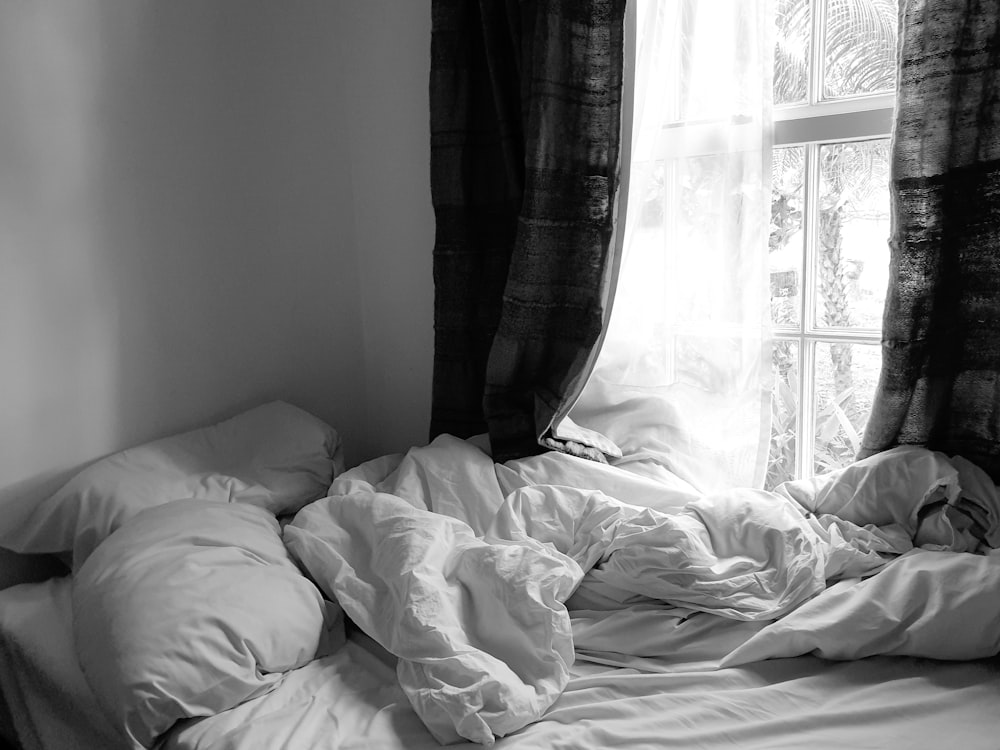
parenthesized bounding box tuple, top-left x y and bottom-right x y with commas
(73, 499, 337, 750)
(774, 445, 967, 547)
(0, 400, 341, 569)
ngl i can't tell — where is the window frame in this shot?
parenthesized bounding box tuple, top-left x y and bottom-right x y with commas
(770, 0, 897, 481)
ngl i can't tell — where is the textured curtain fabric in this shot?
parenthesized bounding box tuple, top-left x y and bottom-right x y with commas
(429, 0, 626, 462)
(567, 0, 774, 492)
(860, 2, 1000, 480)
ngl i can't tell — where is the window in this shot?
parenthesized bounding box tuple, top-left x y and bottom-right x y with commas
(765, 0, 898, 488)
(575, 0, 899, 491)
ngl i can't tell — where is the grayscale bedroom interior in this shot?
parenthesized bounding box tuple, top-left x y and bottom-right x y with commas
(1, 1, 998, 749)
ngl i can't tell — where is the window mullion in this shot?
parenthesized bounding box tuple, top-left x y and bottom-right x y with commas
(798, 141, 822, 477)
(663, 160, 679, 383)
(802, 143, 821, 337)
(808, 0, 827, 105)
(798, 338, 817, 478)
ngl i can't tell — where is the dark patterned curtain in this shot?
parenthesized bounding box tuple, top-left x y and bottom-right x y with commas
(860, 1, 1000, 480)
(429, 0, 626, 462)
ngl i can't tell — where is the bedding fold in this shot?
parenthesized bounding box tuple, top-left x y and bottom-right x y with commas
(721, 548, 1000, 665)
(490, 485, 908, 621)
(284, 491, 580, 746)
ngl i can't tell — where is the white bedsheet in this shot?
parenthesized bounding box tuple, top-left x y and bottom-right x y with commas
(0, 577, 123, 750)
(2, 575, 999, 750)
(167, 643, 1000, 750)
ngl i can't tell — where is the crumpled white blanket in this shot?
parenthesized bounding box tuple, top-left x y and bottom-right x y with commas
(283, 437, 944, 745)
(283, 491, 580, 746)
(491, 485, 908, 622)
(280, 436, 1000, 746)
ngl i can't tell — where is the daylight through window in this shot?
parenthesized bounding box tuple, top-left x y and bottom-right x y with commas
(766, 0, 898, 488)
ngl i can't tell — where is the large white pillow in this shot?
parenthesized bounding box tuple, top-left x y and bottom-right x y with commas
(73, 499, 337, 750)
(774, 445, 960, 531)
(0, 401, 341, 569)
(775, 446, 1000, 552)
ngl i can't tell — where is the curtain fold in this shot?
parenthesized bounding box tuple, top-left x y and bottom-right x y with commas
(567, 0, 775, 492)
(429, 0, 627, 462)
(860, 1, 1000, 480)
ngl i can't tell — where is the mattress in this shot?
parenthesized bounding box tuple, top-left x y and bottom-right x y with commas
(0, 577, 121, 750)
(170, 655, 1000, 750)
(1, 576, 999, 750)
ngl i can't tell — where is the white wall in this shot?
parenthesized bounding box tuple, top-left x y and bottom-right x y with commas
(0, 0, 436, 582)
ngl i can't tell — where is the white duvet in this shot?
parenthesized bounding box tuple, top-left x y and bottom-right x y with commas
(280, 436, 1000, 745)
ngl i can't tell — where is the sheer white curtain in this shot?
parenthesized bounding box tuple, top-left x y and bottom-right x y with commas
(568, 0, 774, 492)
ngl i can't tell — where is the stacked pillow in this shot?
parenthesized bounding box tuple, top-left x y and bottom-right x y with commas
(73, 499, 338, 749)
(0, 401, 347, 748)
(0, 400, 341, 569)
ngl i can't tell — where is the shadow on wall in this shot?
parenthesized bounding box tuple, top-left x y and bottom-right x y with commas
(0, 0, 368, 517)
(91, 0, 367, 454)
(0, 1, 119, 489)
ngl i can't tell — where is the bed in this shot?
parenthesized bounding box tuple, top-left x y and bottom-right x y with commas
(1, 401, 999, 750)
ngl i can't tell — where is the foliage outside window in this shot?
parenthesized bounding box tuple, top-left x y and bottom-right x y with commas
(766, 0, 898, 488)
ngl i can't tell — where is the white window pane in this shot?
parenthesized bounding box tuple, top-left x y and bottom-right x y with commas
(774, 0, 810, 105)
(673, 152, 767, 327)
(770, 147, 805, 328)
(822, 0, 898, 100)
(767, 339, 800, 489)
(678, 2, 769, 122)
(815, 138, 891, 330)
(813, 341, 881, 475)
